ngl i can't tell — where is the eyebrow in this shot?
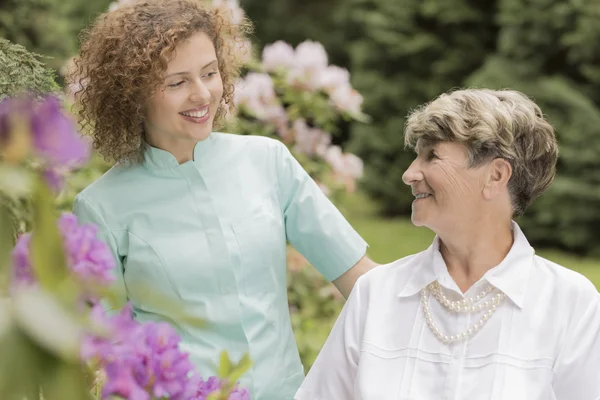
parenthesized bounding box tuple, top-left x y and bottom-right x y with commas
(165, 60, 218, 78)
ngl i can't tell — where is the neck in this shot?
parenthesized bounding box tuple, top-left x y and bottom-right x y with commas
(146, 135, 196, 164)
(437, 217, 514, 293)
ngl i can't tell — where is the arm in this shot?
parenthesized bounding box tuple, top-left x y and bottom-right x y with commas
(552, 291, 600, 399)
(274, 140, 376, 293)
(333, 255, 378, 298)
(294, 275, 364, 400)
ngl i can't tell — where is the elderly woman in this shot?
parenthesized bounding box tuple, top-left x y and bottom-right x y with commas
(295, 89, 600, 400)
(69, 0, 376, 398)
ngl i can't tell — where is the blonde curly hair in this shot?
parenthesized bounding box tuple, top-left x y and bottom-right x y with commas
(68, 0, 252, 163)
(404, 88, 559, 217)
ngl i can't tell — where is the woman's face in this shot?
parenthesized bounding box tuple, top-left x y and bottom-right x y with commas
(144, 31, 224, 154)
(402, 141, 488, 234)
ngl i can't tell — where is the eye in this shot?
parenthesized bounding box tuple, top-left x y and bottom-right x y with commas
(426, 150, 438, 161)
(167, 81, 185, 88)
(205, 71, 218, 78)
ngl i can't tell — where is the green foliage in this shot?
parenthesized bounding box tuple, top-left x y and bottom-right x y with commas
(345, 0, 498, 216)
(336, 0, 600, 255)
(241, 0, 351, 66)
(286, 253, 344, 372)
(0, 178, 94, 400)
(0, 39, 60, 99)
(0, 0, 76, 72)
(468, 57, 600, 255)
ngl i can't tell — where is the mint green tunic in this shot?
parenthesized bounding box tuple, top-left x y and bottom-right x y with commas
(73, 132, 367, 399)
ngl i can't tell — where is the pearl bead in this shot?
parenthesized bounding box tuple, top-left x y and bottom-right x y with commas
(422, 281, 505, 345)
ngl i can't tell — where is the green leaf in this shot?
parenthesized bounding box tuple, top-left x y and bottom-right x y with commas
(29, 178, 68, 292)
(41, 360, 94, 400)
(0, 202, 13, 294)
(227, 353, 252, 384)
(218, 351, 232, 378)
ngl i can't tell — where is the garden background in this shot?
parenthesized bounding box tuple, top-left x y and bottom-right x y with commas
(1, 0, 600, 396)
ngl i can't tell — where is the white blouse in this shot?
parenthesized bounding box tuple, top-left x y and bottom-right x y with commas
(295, 223, 600, 400)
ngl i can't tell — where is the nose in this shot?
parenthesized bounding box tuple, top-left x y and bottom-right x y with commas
(402, 158, 424, 186)
(189, 79, 211, 103)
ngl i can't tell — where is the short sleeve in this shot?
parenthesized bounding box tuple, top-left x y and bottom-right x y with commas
(274, 141, 368, 281)
(72, 194, 127, 311)
(552, 289, 600, 399)
(294, 278, 364, 400)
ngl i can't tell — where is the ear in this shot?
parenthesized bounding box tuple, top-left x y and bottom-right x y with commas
(482, 158, 512, 200)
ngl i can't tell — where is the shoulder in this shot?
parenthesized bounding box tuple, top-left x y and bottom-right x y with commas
(76, 163, 137, 203)
(214, 131, 283, 153)
(354, 251, 426, 298)
(533, 255, 599, 302)
(73, 162, 146, 224)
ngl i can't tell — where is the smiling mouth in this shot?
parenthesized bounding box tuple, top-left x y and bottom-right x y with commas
(179, 109, 209, 118)
(414, 193, 432, 200)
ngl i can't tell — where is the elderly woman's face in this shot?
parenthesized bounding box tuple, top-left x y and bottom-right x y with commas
(402, 142, 488, 232)
(144, 31, 224, 148)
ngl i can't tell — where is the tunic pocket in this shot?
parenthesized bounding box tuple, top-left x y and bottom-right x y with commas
(232, 207, 285, 295)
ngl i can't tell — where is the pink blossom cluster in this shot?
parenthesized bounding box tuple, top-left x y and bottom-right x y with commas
(234, 73, 289, 138)
(324, 146, 364, 193)
(262, 40, 364, 116)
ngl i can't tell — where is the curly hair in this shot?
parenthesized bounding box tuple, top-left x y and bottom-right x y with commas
(68, 0, 252, 163)
(404, 89, 559, 217)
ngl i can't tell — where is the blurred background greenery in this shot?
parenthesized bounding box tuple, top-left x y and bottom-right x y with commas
(2, 0, 600, 375)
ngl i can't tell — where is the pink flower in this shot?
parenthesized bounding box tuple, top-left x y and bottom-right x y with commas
(212, 0, 246, 25)
(294, 41, 328, 73)
(234, 73, 288, 122)
(329, 85, 364, 116)
(262, 41, 296, 72)
(324, 146, 364, 192)
(318, 66, 351, 93)
(286, 41, 329, 91)
(292, 119, 331, 157)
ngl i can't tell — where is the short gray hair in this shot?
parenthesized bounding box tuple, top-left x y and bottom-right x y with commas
(404, 88, 558, 216)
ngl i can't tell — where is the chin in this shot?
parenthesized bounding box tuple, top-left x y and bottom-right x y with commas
(188, 125, 213, 141)
(410, 214, 426, 227)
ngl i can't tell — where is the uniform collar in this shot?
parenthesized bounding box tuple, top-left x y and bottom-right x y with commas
(143, 133, 217, 169)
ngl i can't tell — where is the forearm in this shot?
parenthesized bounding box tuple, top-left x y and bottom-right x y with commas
(332, 255, 378, 298)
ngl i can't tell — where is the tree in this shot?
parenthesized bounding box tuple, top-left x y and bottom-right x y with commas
(345, 0, 498, 215)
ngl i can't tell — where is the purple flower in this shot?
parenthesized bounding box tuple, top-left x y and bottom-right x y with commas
(188, 376, 222, 400)
(102, 363, 150, 400)
(228, 386, 251, 400)
(1, 95, 90, 167)
(84, 305, 252, 400)
(59, 213, 116, 284)
(43, 167, 66, 193)
(10, 212, 116, 291)
(30, 95, 90, 167)
(10, 233, 35, 287)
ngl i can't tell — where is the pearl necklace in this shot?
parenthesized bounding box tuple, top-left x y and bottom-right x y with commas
(421, 281, 506, 344)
